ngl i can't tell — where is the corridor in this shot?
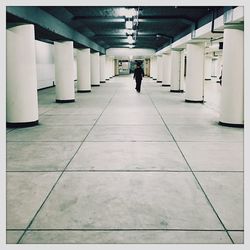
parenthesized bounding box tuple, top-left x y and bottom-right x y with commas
(6, 76, 243, 244)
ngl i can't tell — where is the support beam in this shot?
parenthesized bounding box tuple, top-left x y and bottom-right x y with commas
(219, 24, 244, 127)
(7, 24, 39, 127)
(91, 52, 100, 86)
(156, 56, 163, 83)
(54, 41, 75, 103)
(6, 6, 105, 54)
(77, 48, 91, 92)
(185, 43, 205, 103)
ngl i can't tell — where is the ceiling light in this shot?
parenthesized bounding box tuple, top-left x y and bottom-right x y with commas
(125, 20, 133, 29)
(126, 29, 134, 35)
(119, 8, 137, 18)
(128, 45, 134, 48)
(126, 30, 134, 36)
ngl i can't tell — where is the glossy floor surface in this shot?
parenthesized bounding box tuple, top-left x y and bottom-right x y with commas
(6, 76, 244, 244)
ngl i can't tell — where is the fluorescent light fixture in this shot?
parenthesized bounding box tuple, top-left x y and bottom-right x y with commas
(126, 29, 134, 35)
(128, 45, 134, 48)
(119, 8, 137, 18)
(125, 20, 133, 29)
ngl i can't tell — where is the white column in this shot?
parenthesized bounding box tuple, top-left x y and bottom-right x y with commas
(170, 50, 185, 92)
(179, 50, 186, 91)
(152, 56, 157, 80)
(162, 53, 171, 87)
(211, 58, 217, 77)
(105, 56, 109, 80)
(219, 24, 244, 127)
(216, 56, 223, 83)
(185, 43, 205, 103)
(7, 24, 39, 127)
(112, 58, 115, 77)
(204, 55, 212, 80)
(115, 59, 119, 76)
(91, 52, 100, 86)
(106, 57, 111, 79)
(157, 55, 163, 82)
(54, 41, 75, 102)
(77, 48, 91, 92)
(150, 57, 153, 78)
(100, 55, 106, 83)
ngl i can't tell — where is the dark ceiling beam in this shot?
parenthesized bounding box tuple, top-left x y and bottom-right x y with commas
(6, 6, 105, 54)
(72, 16, 195, 25)
(72, 16, 125, 22)
(139, 16, 195, 25)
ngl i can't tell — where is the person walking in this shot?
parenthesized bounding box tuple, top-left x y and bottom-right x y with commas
(133, 63, 144, 93)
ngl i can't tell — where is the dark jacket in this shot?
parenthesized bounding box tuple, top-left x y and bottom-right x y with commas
(134, 67, 144, 80)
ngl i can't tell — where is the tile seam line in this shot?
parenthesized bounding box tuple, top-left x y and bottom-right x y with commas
(9, 228, 230, 232)
(16, 85, 120, 244)
(6, 170, 244, 173)
(144, 87, 235, 244)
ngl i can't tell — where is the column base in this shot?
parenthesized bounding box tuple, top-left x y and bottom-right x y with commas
(162, 84, 170, 87)
(38, 85, 55, 91)
(157, 81, 163, 83)
(7, 120, 39, 128)
(56, 99, 75, 103)
(91, 85, 100, 87)
(218, 121, 244, 128)
(185, 99, 204, 103)
(170, 90, 184, 93)
(105, 78, 109, 81)
(100, 81, 106, 83)
(77, 90, 91, 93)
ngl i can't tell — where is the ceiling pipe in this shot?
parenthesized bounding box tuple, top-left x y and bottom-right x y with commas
(211, 10, 224, 33)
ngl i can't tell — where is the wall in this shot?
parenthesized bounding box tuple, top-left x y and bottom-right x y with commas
(106, 48, 155, 59)
(35, 40, 55, 89)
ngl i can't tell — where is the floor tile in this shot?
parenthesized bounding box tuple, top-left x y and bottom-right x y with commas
(38, 106, 52, 115)
(85, 125, 173, 142)
(97, 113, 164, 125)
(39, 114, 97, 125)
(31, 172, 223, 230)
(7, 172, 60, 229)
(7, 142, 80, 171)
(45, 107, 103, 115)
(6, 128, 15, 134)
(103, 107, 158, 116)
(168, 124, 243, 142)
(178, 142, 243, 171)
(68, 142, 189, 171)
(7, 125, 92, 142)
(6, 230, 24, 244)
(228, 231, 244, 244)
(20, 230, 231, 244)
(195, 172, 243, 230)
(162, 112, 219, 125)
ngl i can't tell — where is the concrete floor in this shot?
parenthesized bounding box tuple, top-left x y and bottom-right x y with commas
(6, 76, 244, 244)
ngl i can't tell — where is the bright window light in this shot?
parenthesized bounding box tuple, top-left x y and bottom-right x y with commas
(126, 29, 134, 35)
(125, 20, 133, 29)
(119, 8, 137, 18)
(127, 35, 134, 43)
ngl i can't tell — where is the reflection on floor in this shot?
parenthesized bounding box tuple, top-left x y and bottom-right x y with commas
(6, 76, 244, 244)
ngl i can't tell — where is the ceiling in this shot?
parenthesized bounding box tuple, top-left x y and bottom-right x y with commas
(6, 6, 234, 52)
